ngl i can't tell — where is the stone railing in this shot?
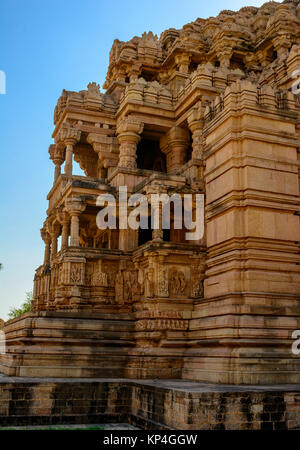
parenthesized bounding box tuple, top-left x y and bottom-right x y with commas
(119, 78, 173, 108)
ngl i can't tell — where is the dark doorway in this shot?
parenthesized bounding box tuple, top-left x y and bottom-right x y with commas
(136, 138, 166, 172)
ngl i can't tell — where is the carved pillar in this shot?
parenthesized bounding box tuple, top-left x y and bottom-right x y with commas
(65, 198, 86, 247)
(49, 144, 65, 183)
(65, 143, 73, 175)
(147, 188, 164, 242)
(41, 228, 51, 266)
(61, 217, 69, 249)
(56, 125, 81, 176)
(187, 108, 204, 160)
(160, 126, 190, 172)
(214, 24, 235, 68)
(175, 53, 191, 74)
(49, 223, 60, 261)
(152, 200, 163, 242)
(70, 215, 79, 247)
(57, 208, 70, 250)
(116, 117, 144, 169)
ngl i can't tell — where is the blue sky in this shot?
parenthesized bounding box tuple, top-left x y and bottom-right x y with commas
(0, 0, 266, 319)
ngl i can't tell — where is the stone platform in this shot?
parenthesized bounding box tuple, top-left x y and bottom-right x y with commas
(0, 376, 299, 430)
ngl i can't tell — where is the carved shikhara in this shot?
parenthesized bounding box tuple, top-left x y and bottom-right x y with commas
(1, 1, 300, 384)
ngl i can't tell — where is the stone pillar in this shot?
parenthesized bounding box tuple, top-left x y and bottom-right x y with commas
(49, 223, 60, 261)
(187, 107, 204, 160)
(61, 218, 70, 249)
(160, 126, 190, 172)
(70, 215, 79, 247)
(65, 198, 86, 247)
(41, 228, 51, 266)
(116, 117, 144, 169)
(55, 125, 81, 176)
(49, 143, 65, 183)
(175, 53, 191, 74)
(147, 189, 164, 242)
(152, 201, 163, 242)
(57, 208, 70, 250)
(216, 39, 233, 68)
(152, 227, 163, 242)
(64, 142, 74, 175)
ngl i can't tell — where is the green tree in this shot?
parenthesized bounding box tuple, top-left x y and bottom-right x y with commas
(8, 291, 33, 319)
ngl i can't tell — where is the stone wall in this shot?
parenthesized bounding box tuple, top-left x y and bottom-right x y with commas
(0, 379, 299, 430)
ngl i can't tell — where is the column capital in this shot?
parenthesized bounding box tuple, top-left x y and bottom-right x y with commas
(49, 221, 61, 238)
(56, 206, 69, 224)
(161, 126, 190, 149)
(116, 116, 144, 143)
(215, 44, 233, 68)
(49, 143, 65, 164)
(174, 53, 192, 74)
(56, 124, 81, 146)
(40, 227, 51, 244)
(160, 126, 190, 172)
(116, 117, 144, 169)
(160, 126, 190, 157)
(187, 107, 204, 133)
(49, 143, 65, 182)
(65, 197, 86, 216)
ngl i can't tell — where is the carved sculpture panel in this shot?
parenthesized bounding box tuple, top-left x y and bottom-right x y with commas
(169, 268, 187, 296)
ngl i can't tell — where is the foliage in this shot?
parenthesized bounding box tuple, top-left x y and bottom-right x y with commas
(8, 291, 33, 319)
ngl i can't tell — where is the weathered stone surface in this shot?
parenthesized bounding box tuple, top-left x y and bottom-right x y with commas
(0, 377, 299, 430)
(1, 0, 300, 385)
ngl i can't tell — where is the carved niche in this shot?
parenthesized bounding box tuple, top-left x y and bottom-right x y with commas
(115, 268, 141, 304)
(144, 267, 155, 298)
(89, 260, 118, 287)
(169, 268, 187, 296)
(58, 258, 86, 286)
(70, 264, 82, 284)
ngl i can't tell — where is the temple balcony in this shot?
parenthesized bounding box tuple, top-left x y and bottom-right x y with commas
(47, 173, 112, 214)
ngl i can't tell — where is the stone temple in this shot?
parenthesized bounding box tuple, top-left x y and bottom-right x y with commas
(1, 0, 300, 391)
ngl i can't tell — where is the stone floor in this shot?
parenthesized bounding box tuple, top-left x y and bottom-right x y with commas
(0, 424, 139, 430)
(1, 374, 300, 392)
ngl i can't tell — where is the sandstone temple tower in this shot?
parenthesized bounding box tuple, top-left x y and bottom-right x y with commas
(1, 0, 300, 384)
